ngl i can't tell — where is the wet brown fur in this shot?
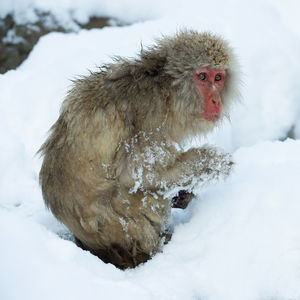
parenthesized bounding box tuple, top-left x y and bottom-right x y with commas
(39, 30, 240, 269)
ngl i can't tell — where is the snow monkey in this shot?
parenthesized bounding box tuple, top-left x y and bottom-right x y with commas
(39, 30, 240, 269)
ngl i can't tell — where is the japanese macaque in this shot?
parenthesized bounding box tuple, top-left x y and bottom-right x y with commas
(39, 30, 240, 269)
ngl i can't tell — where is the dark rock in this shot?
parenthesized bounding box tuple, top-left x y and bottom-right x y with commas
(0, 13, 117, 74)
(80, 17, 110, 29)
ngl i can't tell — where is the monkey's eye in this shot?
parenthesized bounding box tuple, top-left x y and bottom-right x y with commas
(215, 74, 222, 81)
(198, 73, 206, 81)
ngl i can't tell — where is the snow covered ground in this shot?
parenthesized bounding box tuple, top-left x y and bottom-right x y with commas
(1, 1, 300, 299)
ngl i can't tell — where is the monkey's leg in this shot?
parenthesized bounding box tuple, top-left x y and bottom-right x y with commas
(73, 189, 170, 269)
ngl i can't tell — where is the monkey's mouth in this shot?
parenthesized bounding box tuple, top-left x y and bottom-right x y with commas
(202, 113, 221, 122)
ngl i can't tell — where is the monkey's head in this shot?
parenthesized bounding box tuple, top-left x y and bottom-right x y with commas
(156, 30, 240, 128)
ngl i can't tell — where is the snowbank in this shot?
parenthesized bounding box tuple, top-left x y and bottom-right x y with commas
(1, 140, 300, 300)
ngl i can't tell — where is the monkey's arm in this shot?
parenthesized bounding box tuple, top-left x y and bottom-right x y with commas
(117, 143, 233, 195)
(155, 146, 233, 193)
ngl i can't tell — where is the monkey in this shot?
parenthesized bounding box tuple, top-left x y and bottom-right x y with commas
(39, 30, 240, 269)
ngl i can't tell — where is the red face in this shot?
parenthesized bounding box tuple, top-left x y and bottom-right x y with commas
(193, 67, 226, 122)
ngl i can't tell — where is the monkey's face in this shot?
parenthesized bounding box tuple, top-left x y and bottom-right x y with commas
(193, 67, 226, 122)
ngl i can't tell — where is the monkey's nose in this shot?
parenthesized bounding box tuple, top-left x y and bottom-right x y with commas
(211, 99, 221, 106)
(210, 97, 222, 107)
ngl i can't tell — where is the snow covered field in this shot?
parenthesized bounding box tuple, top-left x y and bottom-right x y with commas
(1, 1, 300, 299)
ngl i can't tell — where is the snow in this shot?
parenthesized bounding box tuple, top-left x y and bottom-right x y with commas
(0, 0, 165, 29)
(1, 1, 300, 299)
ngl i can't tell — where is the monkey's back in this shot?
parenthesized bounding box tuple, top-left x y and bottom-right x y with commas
(39, 71, 169, 268)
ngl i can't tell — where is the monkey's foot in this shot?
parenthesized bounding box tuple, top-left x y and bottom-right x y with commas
(171, 190, 194, 209)
(75, 237, 150, 269)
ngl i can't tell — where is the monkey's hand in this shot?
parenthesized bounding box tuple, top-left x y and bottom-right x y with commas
(171, 190, 194, 209)
(160, 146, 234, 198)
(180, 146, 233, 177)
